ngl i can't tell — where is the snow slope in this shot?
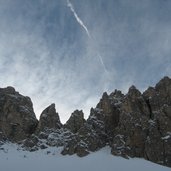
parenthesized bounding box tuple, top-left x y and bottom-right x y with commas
(0, 143, 170, 171)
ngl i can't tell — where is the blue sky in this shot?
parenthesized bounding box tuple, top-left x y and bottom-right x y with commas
(0, 0, 171, 122)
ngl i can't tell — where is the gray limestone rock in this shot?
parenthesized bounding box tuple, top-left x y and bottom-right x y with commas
(64, 110, 85, 133)
(0, 77, 171, 168)
(37, 103, 62, 132)
(0, 86, 38, 142)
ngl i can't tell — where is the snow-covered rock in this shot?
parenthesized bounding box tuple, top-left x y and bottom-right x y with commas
(0, 76, 171, 168)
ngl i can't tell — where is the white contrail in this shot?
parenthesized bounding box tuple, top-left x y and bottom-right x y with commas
(67, 0, 108, 74)
(67, 0, 90, 38)
(98, 54, 108, 74)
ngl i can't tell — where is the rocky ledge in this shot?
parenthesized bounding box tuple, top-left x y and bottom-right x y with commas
(0, 76, 171, 167)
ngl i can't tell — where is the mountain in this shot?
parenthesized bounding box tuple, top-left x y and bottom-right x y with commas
(0, 76, 171, 168)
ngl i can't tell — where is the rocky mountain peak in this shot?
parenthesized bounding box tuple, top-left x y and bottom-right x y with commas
(102, 92, 108, 99)
(0, 86, 16, 95)
(143, 86, 156, 98)
(156, 76, 171, 88)
(37, 103, 62, 132)
(0, 86, 38, 142)
(155, 76, 171, 100)
(110, 89, 124, 99)
(127, 85, 141, 98)
(64, 110, 85, 133)
(0, 76, 171, 167)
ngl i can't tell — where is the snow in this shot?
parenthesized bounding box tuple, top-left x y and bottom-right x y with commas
(162, 132, 171, 140)
(0, 143, 170, 171)
(94, 107, 103, 113)
(41, 114, 48, 118)
(148, 119, 156, 126)
(162, 135, 170, 140)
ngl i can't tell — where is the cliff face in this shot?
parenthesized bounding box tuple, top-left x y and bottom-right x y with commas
(36, 103, 62, 132)
(0, 87, 38, 142)
(0, 77, 171, 167)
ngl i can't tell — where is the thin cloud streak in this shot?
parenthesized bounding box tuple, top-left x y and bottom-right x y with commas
(0, 0, 171, 123)
(67, 0, 108, 75)
(98, 54, 108, 75)
(67, 0, 90, 38)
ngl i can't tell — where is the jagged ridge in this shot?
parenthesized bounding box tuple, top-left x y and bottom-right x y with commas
(0, 76, 171, 167)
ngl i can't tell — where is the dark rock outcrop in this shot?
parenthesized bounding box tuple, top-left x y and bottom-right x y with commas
(36, 103, 62, 132)
(110, 77, 171, 167)
(142, 76, 171, 166)
(0, 76, 171, 168)
(23, 103, 63, 151)
(62, 77, 171, 167)
(64, 110, 85, 133)
(111, 86, 150, 158)
(0, 86, 38, 142)
(61, 91, 122, 156)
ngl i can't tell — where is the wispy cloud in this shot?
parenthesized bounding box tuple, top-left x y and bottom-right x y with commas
(67, 0, 108, 75)
(0, 0, 171, 123)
